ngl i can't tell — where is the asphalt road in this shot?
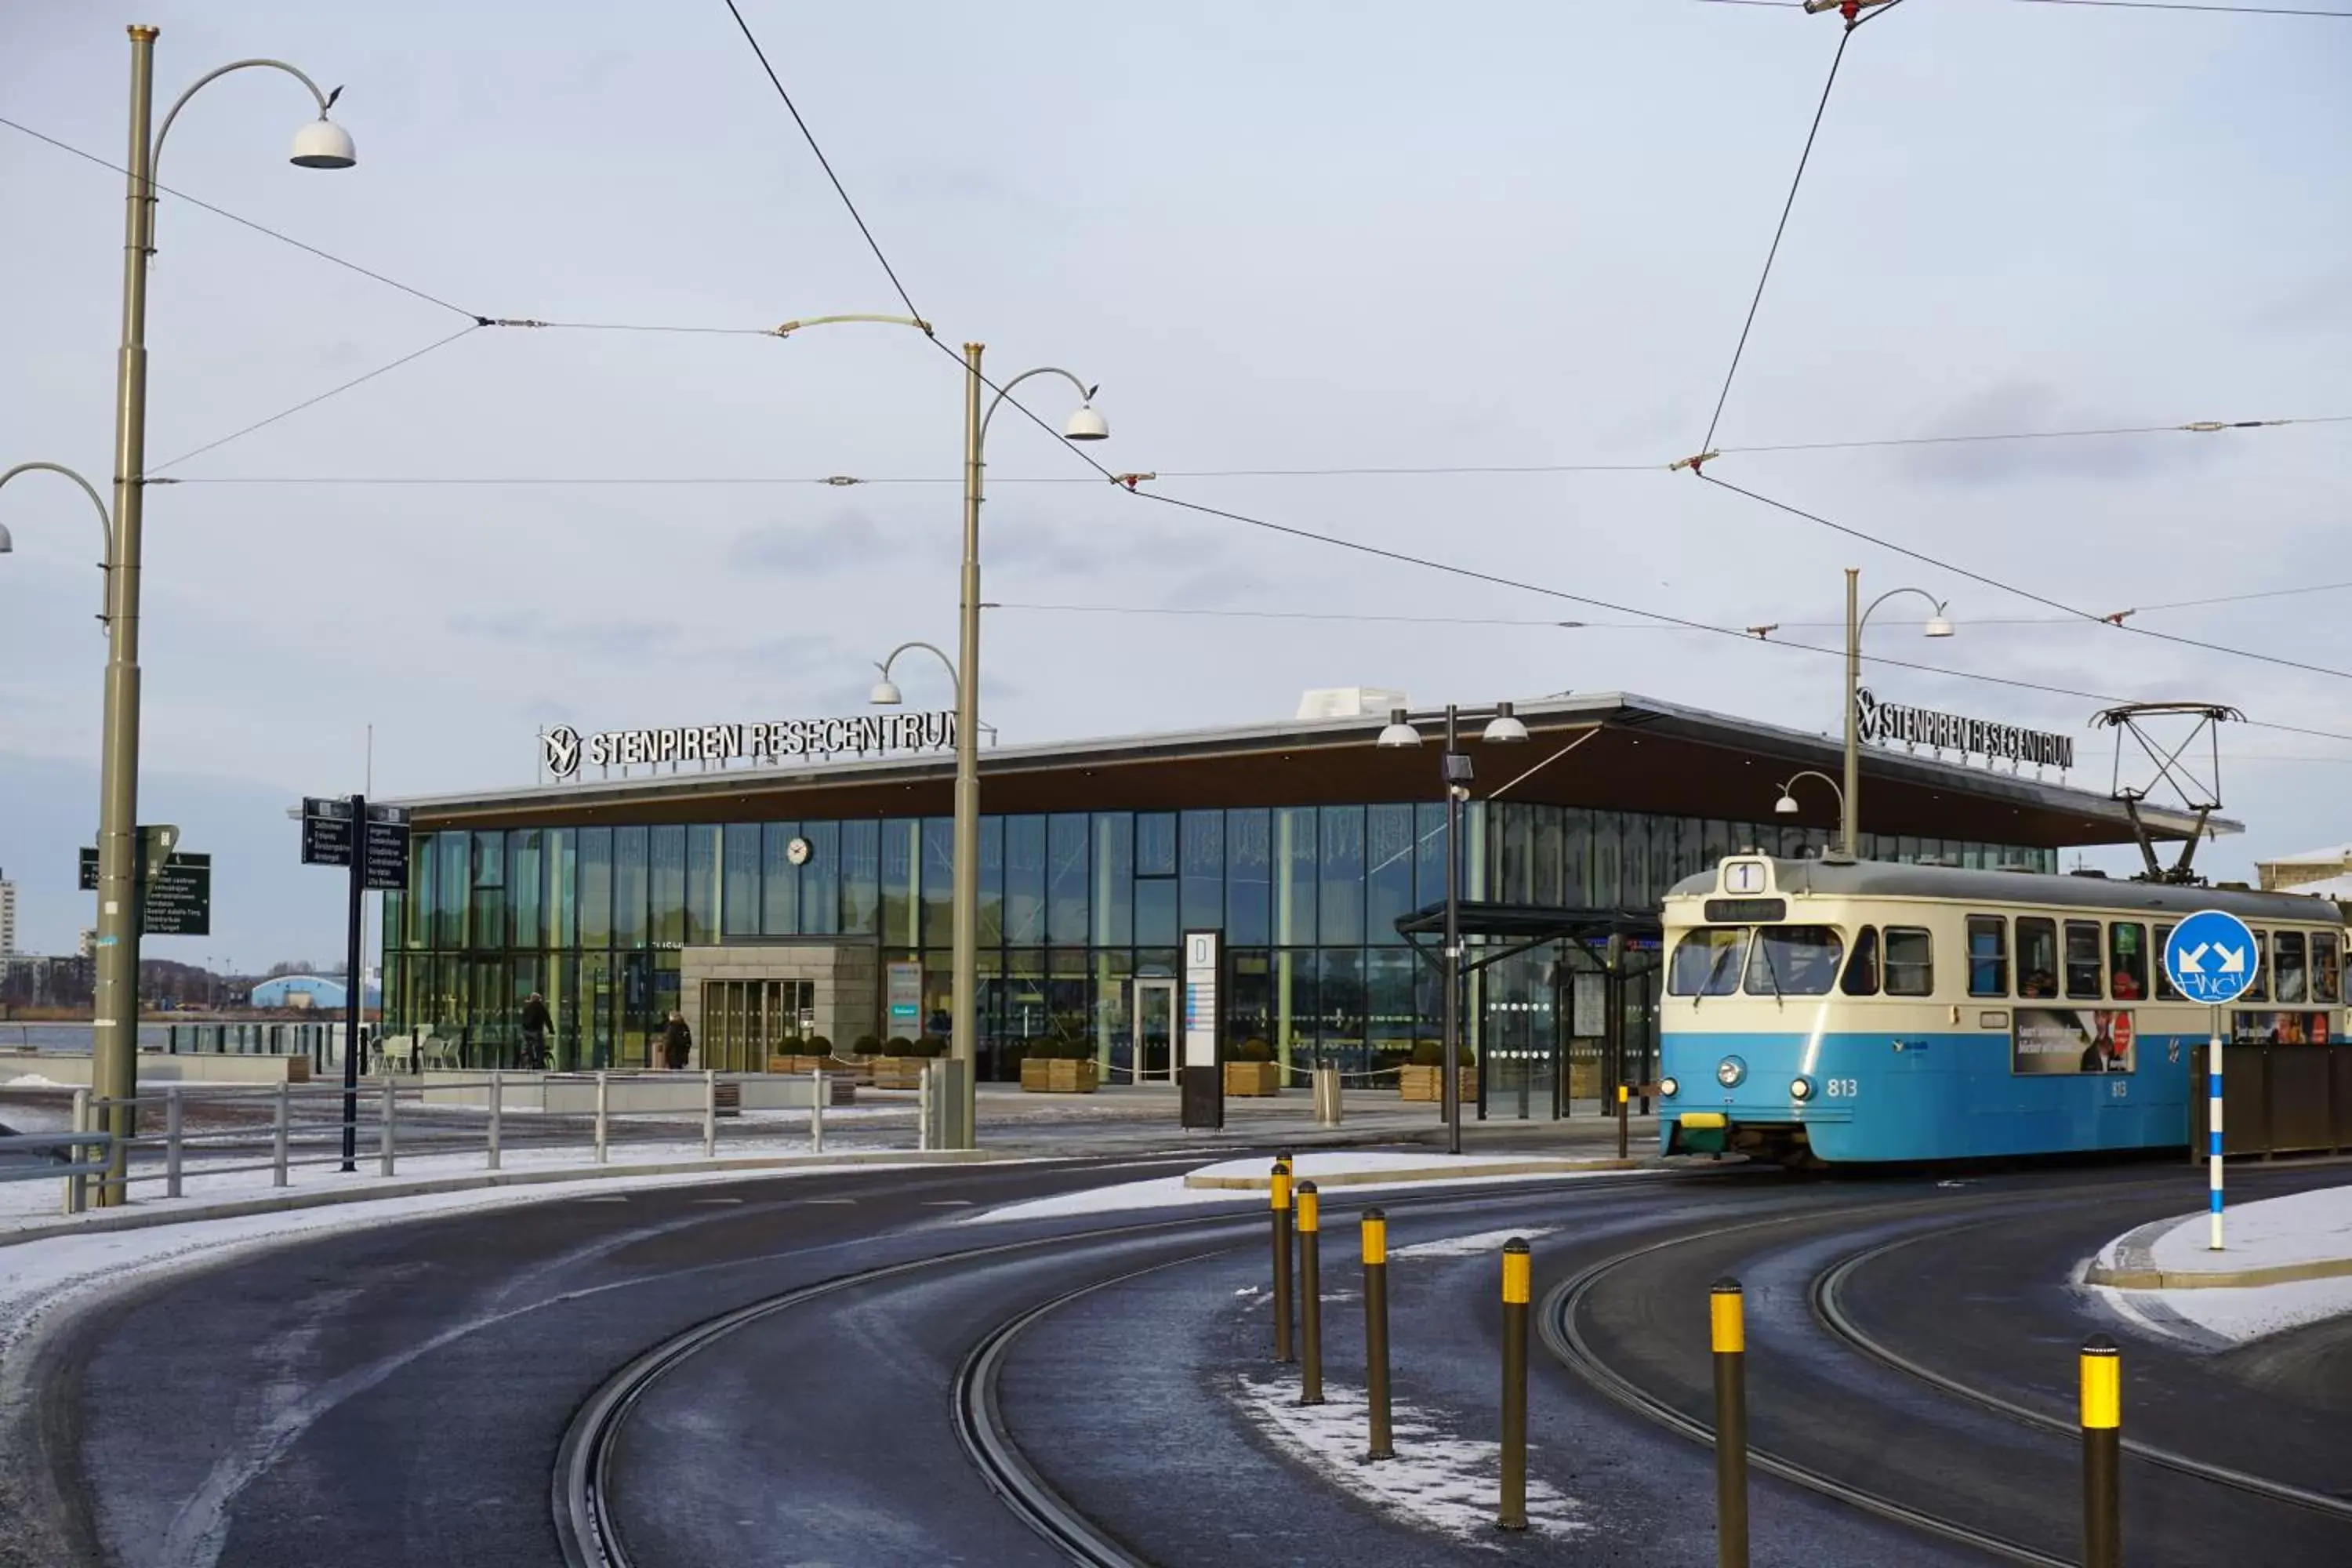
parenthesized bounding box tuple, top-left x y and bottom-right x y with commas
(7, 1154, 2350, 1567)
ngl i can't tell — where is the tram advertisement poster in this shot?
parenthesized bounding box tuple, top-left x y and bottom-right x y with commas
(2013, 1008, 2136, 1075)
(2230, 1011, 2332, 1046)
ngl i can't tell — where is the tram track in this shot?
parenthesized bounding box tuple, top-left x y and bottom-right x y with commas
(551, 1172, 1671, 1567)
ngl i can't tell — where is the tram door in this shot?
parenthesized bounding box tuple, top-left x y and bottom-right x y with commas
(1132, 978, 1178, 1083)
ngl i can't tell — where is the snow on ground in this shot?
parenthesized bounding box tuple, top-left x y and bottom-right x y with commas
(0, 1162, 926, 1381)
(1389, 1226, 1559, 1261)
(1229, 1374, 1584, 1544)
(968, 1163, 1650, 1225)
(2090, 1182, 2352, 1346)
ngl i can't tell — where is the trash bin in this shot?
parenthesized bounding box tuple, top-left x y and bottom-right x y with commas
(1312, 1063, 1344, 1127)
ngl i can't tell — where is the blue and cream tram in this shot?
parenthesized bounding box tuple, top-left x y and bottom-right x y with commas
(1657, 856, 2347, 1165)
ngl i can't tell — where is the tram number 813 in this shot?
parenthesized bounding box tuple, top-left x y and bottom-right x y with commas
(1824, 1078, 1859, 1098)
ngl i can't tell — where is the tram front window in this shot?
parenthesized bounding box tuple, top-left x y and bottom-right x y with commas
(1747, 925, 1843, 996)
(1670, 928, 1748, 996)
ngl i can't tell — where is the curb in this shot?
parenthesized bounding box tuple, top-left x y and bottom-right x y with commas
(1185, 1157, 1648, 1190)
(0, 1148, 1014, 1248)
(2085, 1254, 2352, 1291)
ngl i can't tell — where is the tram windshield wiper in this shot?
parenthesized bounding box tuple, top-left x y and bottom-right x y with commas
(1755, 931, 1787, 1011)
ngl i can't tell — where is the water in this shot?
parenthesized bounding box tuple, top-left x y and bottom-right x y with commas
(0, 1022, 172, 1055)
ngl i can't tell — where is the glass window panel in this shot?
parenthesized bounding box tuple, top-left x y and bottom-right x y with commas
(546, 829, 575, 951)
(1367, 804, 1415, 946)
(1842, 926, 1880, 996)
(577, 828, 613, 949)
(685, 824, 720, 946)
(1225, 808, 1271, 946)
(761, 822, 801, 936)
(2274, 929, 2308, 1004)
(1226, 948, 1271, 1051)
(1406, 801, 1439, 912)
(1136, 812, 1178, 877)
(978, 815, 1005, 948)
(2314, 930, 2342, 1005)
(1590, 812, 1624, 909)
(648, 826, 685, 946)
(2017, 917, 2058, 997)
(1701, 818, 1733, 870)
(1367, 948, 1417, 1044)
(1136, 879, 1179, 946)
(808, 821, 846, 935)
(1677, 817, 1708, 886)
(403, 833, 431, 950)
(1092, 813, 1134, 946)
(723, 825, 762, 938)
(1272, 947, 1317, 1055)
(1319, 806, 1365, 946)
(1669, 929, 1747, 996)
(436, 832, 468, 948)
(1747, 925, 1842, 996)
(2063, 920, 2103, 1000)
(509, 829, 543, 950)
(1533, 806, 1564, 907)
(2245, 930, 2270, 1002)
(1464, 801, 1488, 900)
(1884, 927, 1933, 996)
(382, 887, 404, 955)
(836, 820, 875, 935)
(1319, 949, 1366, 1056)
(1004, 815, 1047, 945)
(2153, 924, 2183, 1001)
(1560, 809, 1592, 906)
(1181, 810, 1225, 932)
(921, 818, 955, 949)
(1276, 807, 1318, 946)
(470, 833, 506, 955)
(2109, 922, 2149, 1001)
(614, 827, 650, 949)
(1498, 803, 1533, 904)
(881, 818, 918, 949)
(1967, 916, 2009, 996)
(1047, 814, 1089, 946)
(1897, 835, 1922, 865)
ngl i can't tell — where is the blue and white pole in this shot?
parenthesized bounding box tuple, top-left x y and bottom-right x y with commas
(2208, 1007, 2224, 1251)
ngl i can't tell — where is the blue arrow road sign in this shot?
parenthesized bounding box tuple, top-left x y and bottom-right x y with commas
(2164, 909, 2259, 1006)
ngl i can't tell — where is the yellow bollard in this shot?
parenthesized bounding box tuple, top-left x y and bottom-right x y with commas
(1499, 1237, 1531, 1531)
(1270, 1157, 1294, 1362)
(2082, 1335, 2121, 1568)
(1712, 1278, 1748, 1567)
(1363, 1208, 1394, 1460)
(1297, 1179, 1323, 1404)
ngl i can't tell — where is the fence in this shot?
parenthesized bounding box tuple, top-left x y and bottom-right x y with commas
(1, 1066, 895, 1214)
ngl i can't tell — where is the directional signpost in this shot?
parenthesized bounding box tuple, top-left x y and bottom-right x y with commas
(303, 796, 412, 1171)
(2162, 909, 2257, 1251)
(78, 833, 209, 936)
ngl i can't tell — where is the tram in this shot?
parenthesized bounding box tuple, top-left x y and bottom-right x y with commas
(1657, 855, 2347, 1165)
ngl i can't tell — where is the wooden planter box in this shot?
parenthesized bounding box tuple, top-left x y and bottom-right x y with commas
(1399, 1064, 1479, 1103)
(1020, 1058, 1099, 1094)
(767, 1054, 835, 1073)
(870, 1058, 928, 1090)
(1223, 1061, 1282, 1097)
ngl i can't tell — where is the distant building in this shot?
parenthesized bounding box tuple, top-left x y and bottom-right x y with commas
(249, 974, 380, 1011)
(2256, 844, 2352, 893)
(0, 865, 16, 957)
(78, 927, 98, 960)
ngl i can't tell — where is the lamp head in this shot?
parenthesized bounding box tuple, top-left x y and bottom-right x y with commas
(1481, 701, 1529, 743)
(289, 114, 357, 170)
(1374, 708, 1422, 749)
(868, 677, 904, 707)
(1923, 607, 1955, 639)
(0, 521, 13, 554)
(1774, 793, 1800, 816)
(1062, 403, 1109, 442)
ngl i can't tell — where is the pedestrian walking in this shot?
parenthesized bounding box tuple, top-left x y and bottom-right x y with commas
(518, 992, 551, 1069)
(660, 1009, 693, 1071)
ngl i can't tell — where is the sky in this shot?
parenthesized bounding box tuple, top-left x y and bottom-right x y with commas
(2, 0, 2349, 964)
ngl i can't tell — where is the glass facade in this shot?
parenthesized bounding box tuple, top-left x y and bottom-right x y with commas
(382, 802, 2054, 1072)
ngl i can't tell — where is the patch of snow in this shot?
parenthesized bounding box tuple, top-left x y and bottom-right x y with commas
(1229, 1374, 1584, 1544)
(2145, 1184, 2352, 1276)
(1389, 1226, 1559, 1261)
(2094, 1275, 2352, 1346)
(3, 1075, 67, 1088)
(967, 1163, 1649, 1226)
(2090, 1182, 2352, 1345)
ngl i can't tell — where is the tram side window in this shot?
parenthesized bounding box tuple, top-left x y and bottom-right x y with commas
(2109, 923, 2148, 1001)
(2274, 931, 2308, 1004)
(2063, 920, 2104, 1000)
(1748, 925, 1844, 996)
(1670, 928, 1749, 996)
(1841, 926, 1881, 996)
(2245, 931, 2270, 1003)
(2017, 918, 2059, 999)
(2153, 924, 2183, 1001)
(2314, 931, 2342, 1004)
(1967, 916, 2009, 996)
(1884, 927, 1933, 996)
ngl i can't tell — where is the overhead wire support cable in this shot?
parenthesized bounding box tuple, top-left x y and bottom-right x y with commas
(148, 323, 485, 474)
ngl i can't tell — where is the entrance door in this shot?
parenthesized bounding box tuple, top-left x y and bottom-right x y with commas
(1134, 979, 1179, 1083)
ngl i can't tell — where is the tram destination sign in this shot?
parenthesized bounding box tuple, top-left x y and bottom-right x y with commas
(540, 710, 956, 782)
(1853, 688, 2074, 770)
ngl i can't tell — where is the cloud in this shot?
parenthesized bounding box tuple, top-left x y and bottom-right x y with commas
(728, 509, 893, 573)
(1896, 381, 2220, 488)
(446, 612, 683, 653)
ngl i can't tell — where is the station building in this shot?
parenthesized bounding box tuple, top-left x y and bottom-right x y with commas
(377, 690, 2220, 1098)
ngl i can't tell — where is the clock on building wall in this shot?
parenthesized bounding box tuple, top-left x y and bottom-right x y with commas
(786, 836, 814, 866)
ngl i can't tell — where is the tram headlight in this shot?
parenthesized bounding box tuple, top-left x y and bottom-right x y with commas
(1789, 1075, 1816, 1102)
(1658, 1076, 1679, 1098)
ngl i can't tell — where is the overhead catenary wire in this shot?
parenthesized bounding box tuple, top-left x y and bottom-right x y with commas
(1692, 0, 2352, 13)
(150, 322, 485, 474)
(1695, 471, 2352, 687)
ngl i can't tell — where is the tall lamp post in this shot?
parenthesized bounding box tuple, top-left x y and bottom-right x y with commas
(1843, 568, 1955, 864)
(1375, 702, 1528, 1155)
(952, 348, 1109, 1148)
(7, 28, 358, 1205)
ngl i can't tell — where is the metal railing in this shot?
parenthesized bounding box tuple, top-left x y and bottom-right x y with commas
(2, 1067, 866, 1215)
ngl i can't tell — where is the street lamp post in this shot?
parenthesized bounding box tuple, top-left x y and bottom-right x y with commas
(953, 347, 1109, 1149)
(1773, 771, 1849, 859)
(1842, 568, 1955, 862)
(868, 641, 997, 746)
(1376, 701, 1528, 1155)
(13, 28, 358, 1205)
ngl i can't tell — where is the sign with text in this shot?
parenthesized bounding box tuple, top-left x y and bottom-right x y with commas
(540, 711, 956, 782)
(1181, 929, 1224, 1131)
(2163, 909, 2259, 1007)
(2013, 1007, 2136, 1076)
(886, 960, 924, 1037)
(1853, 688, 2074, 771)
(362, 804, 412, 892)
(79, 846, 211, 935)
